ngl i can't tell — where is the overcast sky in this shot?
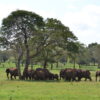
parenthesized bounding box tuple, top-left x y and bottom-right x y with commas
(0, 0, 100, 45)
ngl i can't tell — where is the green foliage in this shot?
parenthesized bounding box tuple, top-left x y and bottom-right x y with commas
(0, 10, 78, 69)
(76, 43, 90, 66)
(67, 42, 79, 53)
(0, 50, 10, 62)
(1, 10, 44, 45)
(88, 42, 98, 48)
(94, 45, 100, 64)
(32, 18, 77, 68)
(1, 10, 45, 72)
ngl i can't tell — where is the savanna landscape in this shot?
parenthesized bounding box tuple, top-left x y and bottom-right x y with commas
(0, 1, 100, 100)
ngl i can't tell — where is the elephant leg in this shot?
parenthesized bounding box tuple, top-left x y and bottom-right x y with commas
(10, 75, 13, 80)
(29, 76, 31, 80)
(26, 76, 28, 80)
(14, 76, 16, 79)
(89, 77, 92, 81)
(85, 78, 87, 81)
(7, 73, 9, 79)
(96, 76, 97, 81)
(60, 76, 61, 80)
(78, 77, 81, 81)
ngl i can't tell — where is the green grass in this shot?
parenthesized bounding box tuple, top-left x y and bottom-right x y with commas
(0, 62, 100, 100)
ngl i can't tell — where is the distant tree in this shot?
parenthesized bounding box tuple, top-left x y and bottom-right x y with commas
(67, 42, 79, 68)
(77, 43, 90, 67)
(88, 43, 98, 66)
(93, 44, 100, 68)
(0, 50, 10, 63)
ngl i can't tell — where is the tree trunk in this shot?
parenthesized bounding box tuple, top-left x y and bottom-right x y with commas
(23, 31, 30, 78)
(56, 61, 59, 68)
(31, 63, 34, 70)
(43, 60, 47, 69)
(73, 58, 76, 68)
(79, 64, 81, 68)
(17, 57, 21, 79)
(24, 32, 30, 71)
(21, 61, 24, 67)
(94, 60, 96, 66)
(51, 63, 53, 70)
(25, 46, 30, 70)
(17, 47, 23, 79)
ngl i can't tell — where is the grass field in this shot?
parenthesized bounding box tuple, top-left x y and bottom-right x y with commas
(0, 62, 100, 100)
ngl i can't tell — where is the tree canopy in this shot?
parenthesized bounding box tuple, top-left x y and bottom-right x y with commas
(0, 10, 79, 77)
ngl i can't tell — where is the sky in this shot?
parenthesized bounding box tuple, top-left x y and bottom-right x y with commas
(0, 0, 100, 45)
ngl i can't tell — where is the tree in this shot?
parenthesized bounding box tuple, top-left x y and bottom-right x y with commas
(0, 50, 10, 63)
(1, 10, 44, 78)
(67, 42, 79, 68)
(35, 18, 77, 68)
(93, 44, 100, 68)
(88, 43, 98, 66)
(76, 43, 90, 67)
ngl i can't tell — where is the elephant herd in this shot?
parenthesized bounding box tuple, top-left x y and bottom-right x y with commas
(5, 67, 100, 82)
(6, 68, 58, 80)
(60, 68, 92, 81)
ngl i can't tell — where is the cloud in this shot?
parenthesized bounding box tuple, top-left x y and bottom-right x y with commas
(61, 5, 100, 45)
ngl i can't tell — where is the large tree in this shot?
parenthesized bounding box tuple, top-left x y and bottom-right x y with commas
(35, 18, 77, 68)
(1, 10, 44, 77)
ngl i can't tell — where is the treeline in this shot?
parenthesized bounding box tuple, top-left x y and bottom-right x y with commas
(0, 10, 99, 78)
(0, 42, 99, 68)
